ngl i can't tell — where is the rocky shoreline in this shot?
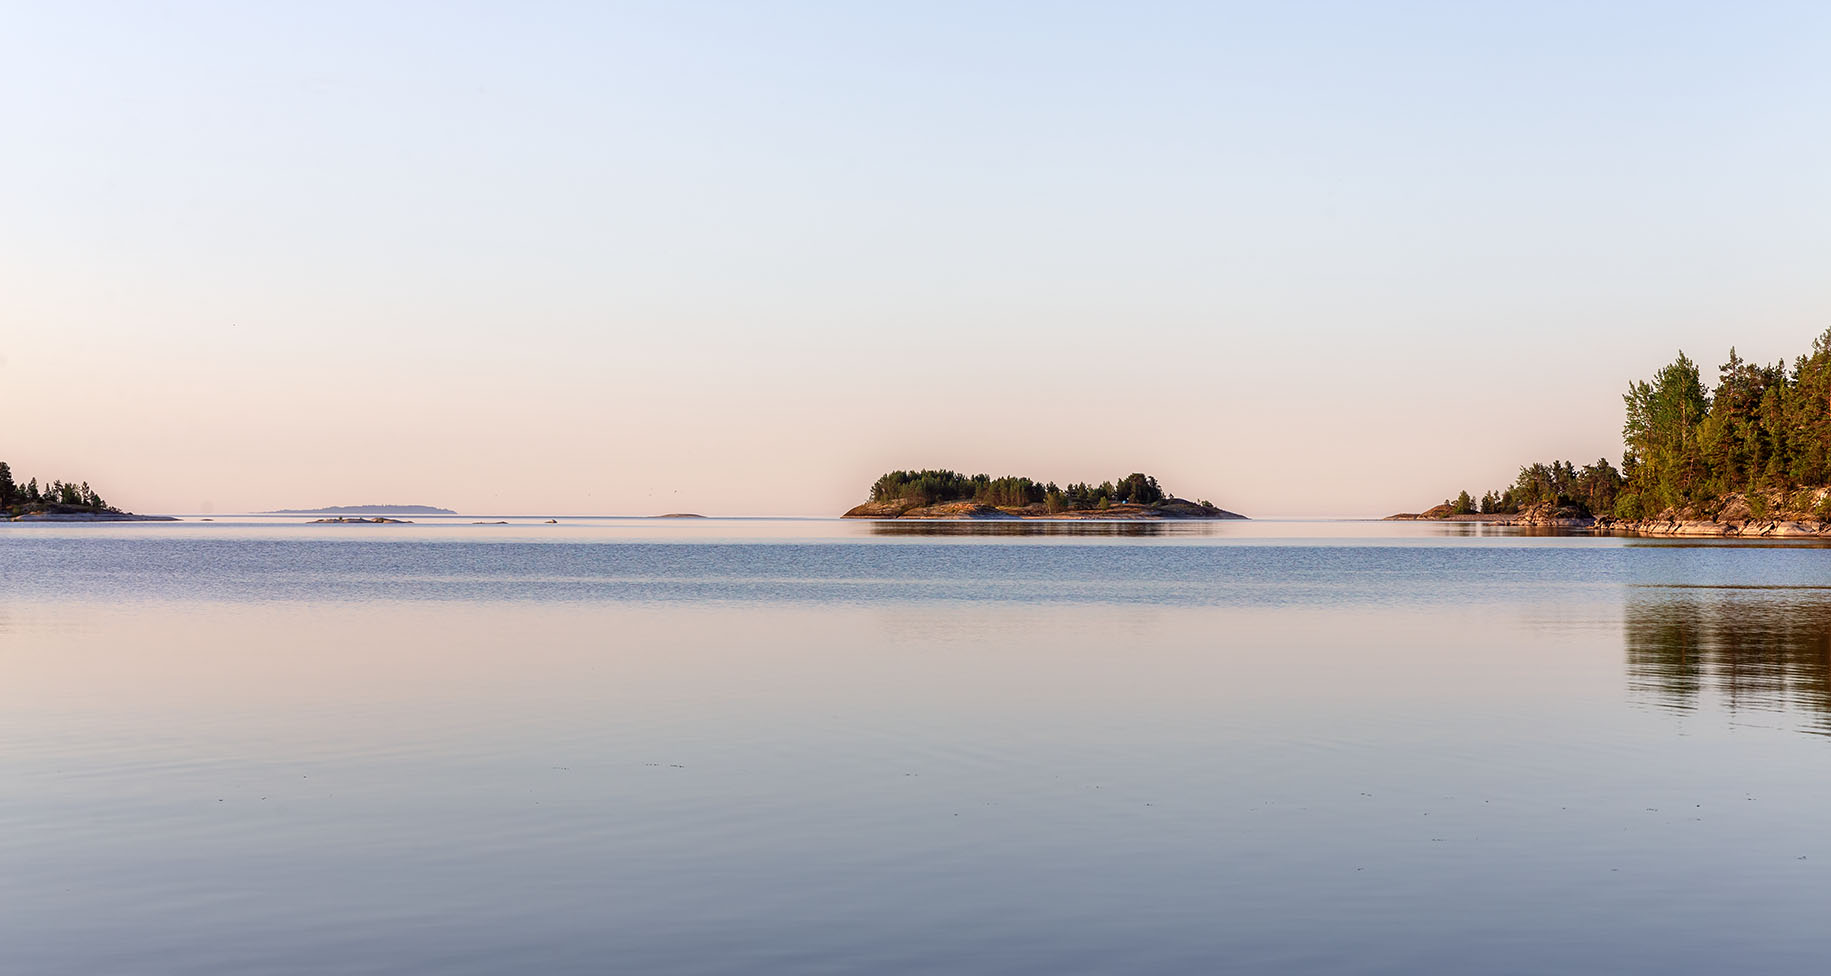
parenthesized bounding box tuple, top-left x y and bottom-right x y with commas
(1388, 498, 1831, 537)
(1589, 516, 1831, 537)
(845, 498, 1246, 520)
(8, 511, 179, 522)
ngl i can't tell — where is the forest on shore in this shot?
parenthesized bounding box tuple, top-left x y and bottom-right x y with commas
(1435, 330, 1831, 521)
(0, 461, 119, 516)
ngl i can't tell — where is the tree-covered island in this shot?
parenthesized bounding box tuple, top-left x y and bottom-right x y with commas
(844, 469, 1244, 519)
(1395, 330, 1831, 535)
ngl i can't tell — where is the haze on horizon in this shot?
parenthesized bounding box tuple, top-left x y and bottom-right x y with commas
(4, 2, 1827, 517)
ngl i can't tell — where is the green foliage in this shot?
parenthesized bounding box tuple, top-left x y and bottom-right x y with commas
(1113, 473, 1164, 505)
(0, 462, 117, 515)
(1478, 458, 1624, 517)
(1454, 332, 1831, 522)
(1617, 332, 1831, 515)
(867, 468, 1187, 511)
(1452, 490, 1474, 515)
(1623, 351, 1710, 510)
(868, 469, 1043, 507)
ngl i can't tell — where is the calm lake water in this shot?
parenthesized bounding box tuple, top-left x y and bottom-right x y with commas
(5, 517, 1831, 974)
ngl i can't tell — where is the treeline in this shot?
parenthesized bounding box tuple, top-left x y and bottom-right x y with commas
(869, 469, 1199, 512)
(1443, 459, 1625, 517)
(0, 461, 117, 514)
(1444, 330, 1831, 520)
(1618, 335, 1831, 517)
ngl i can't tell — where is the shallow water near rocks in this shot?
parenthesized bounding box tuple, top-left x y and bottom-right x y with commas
(5, 517, 1831, 974)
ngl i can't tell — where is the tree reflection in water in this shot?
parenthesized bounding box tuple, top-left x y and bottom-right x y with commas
(1626, 586, 1831, 732)
(866, 521, 1178, 538)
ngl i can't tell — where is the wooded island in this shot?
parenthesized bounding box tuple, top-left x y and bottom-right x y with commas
(845, 469, 1244, 519)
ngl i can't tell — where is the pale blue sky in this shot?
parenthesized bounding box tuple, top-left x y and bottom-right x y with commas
(3, 1, 1827, 515)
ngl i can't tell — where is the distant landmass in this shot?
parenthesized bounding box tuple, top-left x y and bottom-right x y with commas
(266, 505, 457, 515)
(844, 469, 1245, 520)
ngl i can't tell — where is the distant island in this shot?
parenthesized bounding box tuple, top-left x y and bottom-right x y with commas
(265, 505, 457, 515)
(1392, 330, 1831, 537)
(0, 461, 173, 521)
(844, 469, 1244, 520)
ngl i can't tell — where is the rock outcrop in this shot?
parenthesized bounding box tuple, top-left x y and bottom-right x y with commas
(844, 500, 1019, 520)
(1596, 489, 1831, 537)
(1391, 489, 1831, 537)
(1594, 516, 1829, 537)
(9, 511, 178, 522)
(1493, 502, 1596, 528)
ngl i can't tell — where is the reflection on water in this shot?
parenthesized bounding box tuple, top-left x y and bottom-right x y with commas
(13, 525, 1831, 974)
(1626, 587, 1831, 732)
(866, 520, 1179, 537)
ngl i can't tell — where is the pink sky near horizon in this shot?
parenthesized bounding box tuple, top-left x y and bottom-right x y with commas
(4, 3, 1827, 517)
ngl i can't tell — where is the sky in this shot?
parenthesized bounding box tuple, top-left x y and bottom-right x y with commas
(3, 1, 1828, 516)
